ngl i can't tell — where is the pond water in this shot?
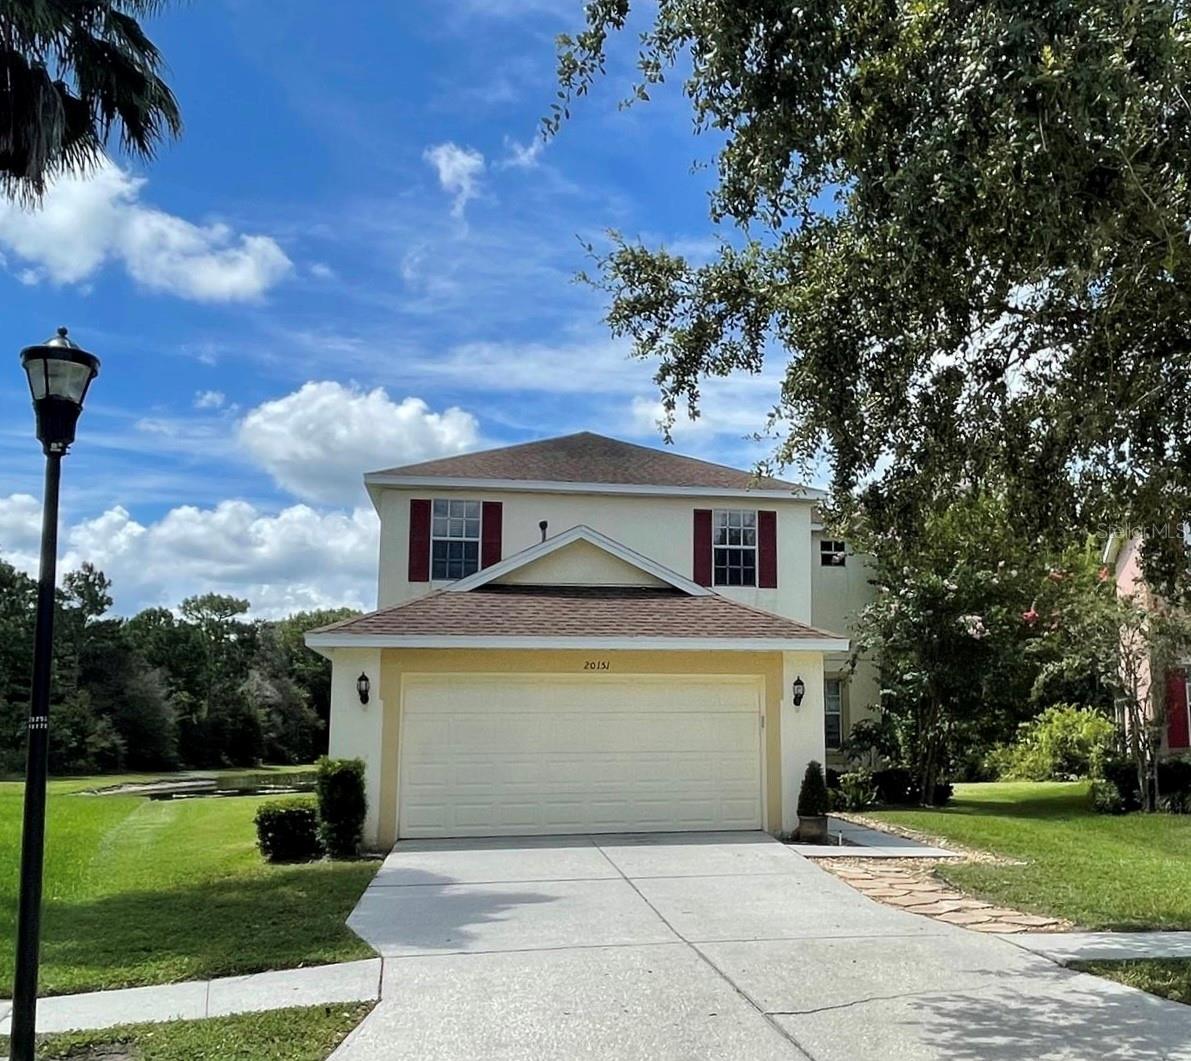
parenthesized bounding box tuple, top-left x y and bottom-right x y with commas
(142, 771, 318, 800)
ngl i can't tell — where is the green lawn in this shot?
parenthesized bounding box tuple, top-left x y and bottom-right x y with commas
(1073, 959, 1191, 1006)
(0, 772, 377, 996)
(868, 781, 1191, 930)
(3, 1002, 373, 1060)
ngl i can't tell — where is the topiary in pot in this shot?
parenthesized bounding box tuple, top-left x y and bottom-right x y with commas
(796, 760, 830, 842)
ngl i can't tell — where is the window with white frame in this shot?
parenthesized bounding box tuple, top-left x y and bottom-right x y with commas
(825, 678, 843, 750)
(713, 509, 757, 586)
(431, 499, 481, 580)
(820, 539, 847, 567)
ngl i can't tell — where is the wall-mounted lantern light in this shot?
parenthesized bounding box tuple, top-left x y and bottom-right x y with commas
(791, 676, 806, 707)
(356, 672, 370, 705)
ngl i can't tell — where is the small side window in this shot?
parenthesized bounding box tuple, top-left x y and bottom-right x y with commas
(825, 679, 843, 750)
(820, 540, 847, 567)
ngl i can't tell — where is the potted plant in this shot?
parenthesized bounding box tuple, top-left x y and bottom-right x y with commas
(796, 760, 830, 842)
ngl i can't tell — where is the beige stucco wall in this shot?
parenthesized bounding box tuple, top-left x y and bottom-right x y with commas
(811, 530, 880, 764)
(326, 646, 827, 849)
(375, 487, 815, 621)
(497, 538, 668, 587)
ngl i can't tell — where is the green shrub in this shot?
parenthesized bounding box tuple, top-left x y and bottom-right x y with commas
(838, 768, 878, 811)
(1090, 779, 1125, 815)
(255, 798, 322, 862)
(987, 704, 1117, 782)
(796, 760, 829, 818)
(316, 756, 367, 858)
(1102, 756, 1143, 812)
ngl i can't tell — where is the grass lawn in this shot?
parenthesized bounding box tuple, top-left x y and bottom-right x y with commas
(0, 771, 377, 996)
(1, 1002, 373, 1060)
(867, 781, 1191, 930)
(1073, 959, 1191, 1006)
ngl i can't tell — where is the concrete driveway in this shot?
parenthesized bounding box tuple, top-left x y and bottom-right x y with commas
(333, 832, 1191, 1060)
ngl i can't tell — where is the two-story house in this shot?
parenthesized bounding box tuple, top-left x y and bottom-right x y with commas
(306, 432, 877, 848)
(1103, 532, 1191, 754)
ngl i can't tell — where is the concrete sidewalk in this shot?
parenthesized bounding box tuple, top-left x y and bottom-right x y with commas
(0, 959, 381, 1035)
(1012, 931, 1191, 964)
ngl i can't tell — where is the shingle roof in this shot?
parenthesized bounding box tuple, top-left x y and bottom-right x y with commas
(370, 432, 802, 492)
(308, 585, 843, 643)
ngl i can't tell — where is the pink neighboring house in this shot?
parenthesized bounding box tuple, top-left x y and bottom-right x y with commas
(1103, 533, 1191, 754)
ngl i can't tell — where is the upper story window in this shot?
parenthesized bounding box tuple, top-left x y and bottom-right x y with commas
(713, 509, 757, 587)
(820, 539, 847, 567)
(431, 499, 481, 580)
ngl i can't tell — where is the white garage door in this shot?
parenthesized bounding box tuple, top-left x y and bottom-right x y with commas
(398, 674, 763, 838)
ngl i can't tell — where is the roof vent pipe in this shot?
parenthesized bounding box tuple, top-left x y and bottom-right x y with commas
(539, 520, 548, 542)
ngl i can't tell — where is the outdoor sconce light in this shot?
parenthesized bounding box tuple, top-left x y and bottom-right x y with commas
(791, 676, 806, 707)
(356, 672, 370, 705)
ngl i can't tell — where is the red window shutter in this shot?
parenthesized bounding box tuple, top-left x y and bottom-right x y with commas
(1167, 668, 1189, 750)
(758, 510, 778, 588)
(481, 501, 503, 569)
(693, 509, 713, 586)
(408, 499, 431, 583)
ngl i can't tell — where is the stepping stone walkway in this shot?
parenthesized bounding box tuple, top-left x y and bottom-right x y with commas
(815, 858, 1069, 933)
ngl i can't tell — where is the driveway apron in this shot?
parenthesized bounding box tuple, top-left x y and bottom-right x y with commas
(333, 832, 1191, 1060)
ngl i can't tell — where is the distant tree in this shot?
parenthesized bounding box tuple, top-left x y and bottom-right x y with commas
(114, 667, 179, 769)
(179, 593, 254, 721)
(0, 559, 36, 711)
(268, 609, 358, 731)
(241, 668, 321, 765)
(1, 0, 182, 201)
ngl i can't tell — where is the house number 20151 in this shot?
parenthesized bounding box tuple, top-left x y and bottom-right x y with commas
(584, 660, 610, 671)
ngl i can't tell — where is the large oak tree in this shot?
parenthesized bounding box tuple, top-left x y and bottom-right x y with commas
(553, 0, 1191, 590)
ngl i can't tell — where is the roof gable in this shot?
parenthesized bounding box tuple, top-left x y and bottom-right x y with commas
(367, 432, 817, 495)
(492, 537, 670, 589)
(447, 525, 710, 597)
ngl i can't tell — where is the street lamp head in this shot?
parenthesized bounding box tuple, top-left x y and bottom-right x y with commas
(20, 327, 100, 455)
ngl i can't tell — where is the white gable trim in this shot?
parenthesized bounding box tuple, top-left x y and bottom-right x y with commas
(364, 474, 825, 503)
(445, 524, 712, 596)
(306, 633, 851, 653)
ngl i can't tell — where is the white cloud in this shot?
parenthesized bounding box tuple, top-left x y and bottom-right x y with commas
(500, 135, 544, 169)
(423, 142, 485, 218)
(238, 381, 480, 504)
(0, 493, 379, 617)
(0, 493, 42, 572)
(0, 161, 292, 301)
(194, 390, 227, 410)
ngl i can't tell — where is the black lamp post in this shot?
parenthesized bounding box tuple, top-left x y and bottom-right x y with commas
(10, 327, 99, 1061)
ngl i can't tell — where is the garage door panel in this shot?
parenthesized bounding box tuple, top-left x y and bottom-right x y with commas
(399, 675, 763, 838)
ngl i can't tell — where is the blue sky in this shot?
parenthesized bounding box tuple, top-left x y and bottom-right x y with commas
(0, 0, 796, 616)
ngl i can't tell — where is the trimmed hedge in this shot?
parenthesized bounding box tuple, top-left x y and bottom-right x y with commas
(1102, 756, 1191, 813)
(870, 767, 953, 807)
(316, 756, 367, 858)
(255, 798, 322, 863)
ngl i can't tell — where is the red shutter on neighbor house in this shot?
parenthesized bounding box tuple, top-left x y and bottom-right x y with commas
(693, 509, 713, 586)
(758, 510, 778, 588)
(408, 499, 431, 583)
(1167, 668, 1190, 750)
(481, 501, 503, 569)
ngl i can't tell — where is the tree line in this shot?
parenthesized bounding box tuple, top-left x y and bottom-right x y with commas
(0, 558, 356, 775)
